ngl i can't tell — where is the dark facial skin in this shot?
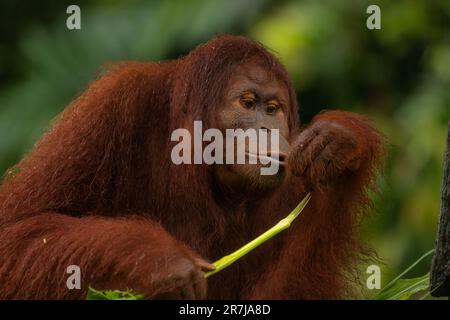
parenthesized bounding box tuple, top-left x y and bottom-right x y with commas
(215, 60, 292, 197)
(215, 59, 365, 201)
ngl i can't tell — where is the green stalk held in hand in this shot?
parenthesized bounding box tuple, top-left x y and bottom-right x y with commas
(204, 192, 311, 278)
(86, 193, 311, 300)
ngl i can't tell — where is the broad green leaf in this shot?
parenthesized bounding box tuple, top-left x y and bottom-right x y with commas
(373, 273, 430, 300)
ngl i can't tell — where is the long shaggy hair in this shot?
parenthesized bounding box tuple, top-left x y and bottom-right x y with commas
(0, 35, 384, 299)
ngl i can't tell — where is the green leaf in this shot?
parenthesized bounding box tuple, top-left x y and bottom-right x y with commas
(372, 249, 434, 300)
(373, 273, 430, 300)
(86, 287, 145, 300)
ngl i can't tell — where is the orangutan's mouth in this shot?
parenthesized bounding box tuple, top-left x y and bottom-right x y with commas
(245, 151, 287, 167)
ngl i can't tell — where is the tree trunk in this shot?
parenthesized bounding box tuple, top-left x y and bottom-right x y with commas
(430, 120, 450, 297)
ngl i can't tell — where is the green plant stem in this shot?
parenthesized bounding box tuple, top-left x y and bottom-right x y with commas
(204, 192, 311, 278)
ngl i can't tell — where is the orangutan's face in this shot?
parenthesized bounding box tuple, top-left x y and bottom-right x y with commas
(215, 60, 292, 196)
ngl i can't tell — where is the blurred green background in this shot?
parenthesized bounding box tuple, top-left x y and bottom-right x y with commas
(0, 0, 449, 297)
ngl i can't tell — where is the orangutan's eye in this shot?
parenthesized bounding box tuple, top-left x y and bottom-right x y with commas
(266, 102, 279, 114)
(239, 92, 257, 110)
(241, 99, 256, 109)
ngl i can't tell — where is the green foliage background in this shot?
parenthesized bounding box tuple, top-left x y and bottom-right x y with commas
(0, 0, 448, 297)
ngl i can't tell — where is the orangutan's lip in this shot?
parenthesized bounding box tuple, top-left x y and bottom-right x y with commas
(245, 152, 287, 167)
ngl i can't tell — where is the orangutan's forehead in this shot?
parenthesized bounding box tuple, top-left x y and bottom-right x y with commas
(226, 61, 289, 103)
(232, 60, 274, 82)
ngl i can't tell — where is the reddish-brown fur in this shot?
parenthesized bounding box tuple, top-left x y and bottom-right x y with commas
(0, 35, 384, 299)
